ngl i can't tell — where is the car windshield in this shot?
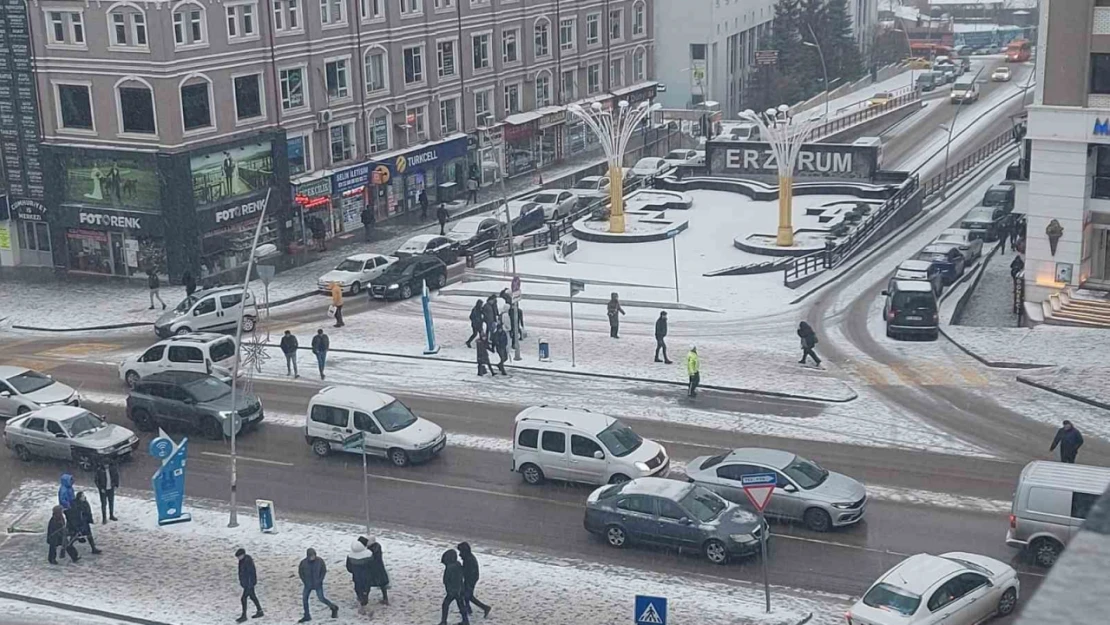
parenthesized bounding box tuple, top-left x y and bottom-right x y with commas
(373, 400, 419, 432)
(635, 159, 658, 169)
(572, 179, 598, 189)
(596, 420, 644, 457)
(943, 557, 991, 575)
(982, 190, 1009, 206)
(184, 377, 231, 403)
(335, 259, 364, 272)
(665, 151, 687, 160)
(210, 340, 236, 362)
(895, 269, 928, 280)
(782, 456, 829, 489)
(936, 233, 963, 243)
(532, 193, 559, 204)
(65, 412, 105, 437)
(452, 222, 481, 236)
(5, 370, 55, 394)
(893, 292, 935, 309)
(863, 583, 921, 616)
(699, 453, 728, 470)
(678, 486, 728, 523)
(380, 262, 413, 279)
(174, 295, 199, 313)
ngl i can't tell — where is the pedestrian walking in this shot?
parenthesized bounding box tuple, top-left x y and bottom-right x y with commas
(476, 335, 493, 377)
(235, 548, 264, 622)
(1050, 420, 1084, 464)
(686, 345, 700, 398)
(482, 295, 499, 336)
(94, 460, 119, 523)
(329, 282, 344, 328)
(607, 292, 625, 338)
(66, 492, 101, 555)
(281, 330, 300, 378)
(419, 189, 430, 221)
(361, 207, 375, 242)
(298, 548, 338, 623)
(654, 311, 672, 364)
(457, 542, 492, 619)
(466, 177, 479, 205)
(1010, 254, 1025, 279)
(314, 216, 328, 252)
(148, 269, 166, 310)
(465, 299, 484, 348)
(58, 473, 75, 510)
(312, 329, 330, 380)
(367, 539, 389, 605)
(439, 549, 470, 625)
(437, 204, 450, 236)
(346, 538, 374, 615)
(182, 269, 197, 299)
(998, 219, 1009, 256)
(492, 324, 509, 375)
(797, 321, 822, 367)
(47, 505, 78, 564)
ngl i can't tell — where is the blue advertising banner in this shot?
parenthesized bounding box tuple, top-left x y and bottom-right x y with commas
(149, 431, 192, 526)
(332, 163, 370, 195)
(369, 136, 469, 181)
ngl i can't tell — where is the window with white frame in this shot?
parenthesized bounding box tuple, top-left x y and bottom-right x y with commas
(474, 88, 493, 124)
(633, 49, 645, 81)
(320, 0, 345, 26)
(587, 63, 601, 94)
(437, 40, 456, 77)
(608, 8, 622, 41)
(369, 111, 390, 152)
(561, 68, 576, 102)
(180, 78, 212, 132)
(330, 121, 356, 163)
(233, 73, 264, 121)
(609, 59, 623, 88)
(399, 0, 421, 16)
(226, 2, 257, 41)
(272, 0, 301, 33)
(632, 1, 645, 36)
(279, 66, 306, 110)
(535, 74, 551, 108)
(503, 84, 520, 114)
(47, 11, 85, 46)
(407, 105, 428, 140)
(403, 46, 425, 84)
(559, 18, 575, 52)
(56, 83, 94, 131)
(109, 7, 147, 49)
(502, 28, 519, 64)
(585, 13, 599, 46)
(365, 49, 388, 92)
(434, 0, 454, 8)
(118, 81, 156, 134)
(360, 0, 383, 19)
(534, 19, 550, 58)
(439, 98, 459, 133)
(325, 58, 350, 100)
(173, 4, 206, 46)
(472, 33, 490, 70)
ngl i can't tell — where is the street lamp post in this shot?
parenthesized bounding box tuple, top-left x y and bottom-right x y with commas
(939, 65, 984, 199)
(804, 24, 830, 119)
(738, 106, 823, 247)
(567, 100, 661, 234)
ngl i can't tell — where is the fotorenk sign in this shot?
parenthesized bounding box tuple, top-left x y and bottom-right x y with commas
(707, 140, 879, 181)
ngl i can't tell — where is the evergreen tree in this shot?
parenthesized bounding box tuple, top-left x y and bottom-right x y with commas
(767, 0, 808, 106)
(821, 0, 863, 84)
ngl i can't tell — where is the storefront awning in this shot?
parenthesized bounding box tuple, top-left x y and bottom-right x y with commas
(503, 111, 544, 126)
(611, 80, 660, 97)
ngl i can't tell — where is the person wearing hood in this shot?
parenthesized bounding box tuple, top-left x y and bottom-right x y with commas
(491, 323, 509, 376)
(94, 460, 119, 523)
(654, 311, 672, 364)
(797, 321, 821, 367)
(298, 547, 338, 622)
(482, 296, 499, 336)
(66, 492, 100, 555)
(686, 345, 700, 398)
(457, 542, 492, 618)
(366, 539, 389, 605)
(606, 293, 625, 338)
(48, 505, 78, 564)
(475, 334, 494, 377)
(346, 537, 375, 614)
(235, 548, 263, 623)
(439, 549, 469, 625)
(58, 473, 76, 510)
(466, 300, 484, 349)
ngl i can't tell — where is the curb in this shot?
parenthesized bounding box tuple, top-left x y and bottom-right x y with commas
(1014, 376, 1110, 412)
(0, 590, 172, 625)
(283, 344, 857, 403)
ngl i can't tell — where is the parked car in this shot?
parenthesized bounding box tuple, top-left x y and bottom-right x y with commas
(1005, 460, 1110, 567)
(523, 190, 578, 220)
(583, 478, 766, 564)
(369, 255, 448, 300)
(661, 149, 701, 168)
(446, 215, 503, 249)
(304, 385, 446, 466)
(569, 175, 612, 203)
(937, 65, 957, 83)
(980, 183, 1015, 214)
(847, 552, 1019, 625)
(118, 333, 237, 389)
(317, 253, 398, 295)
(629, 157, 673, 179)
(684, 448, 866, 532)
(916, 72, 939, 92)
(4, 406, 139, 471)
(915, 243, 966, 284)
(882, 280, 940, 340)
(0, 367, 81, 419)
(726, 123, 761, 141)
(511, 405, 668, 486)
(891, 260, 944, 296)
(933, 228, 984, 262)
(394, 234, 459, 264)
(126, 371, 263, 440)
(867, 91, 895, 107)
(960, 206, 1007, 242)
(906, 57, 933, 70)
(154, 286, 257, 338)
(991, 66, 1012, 82)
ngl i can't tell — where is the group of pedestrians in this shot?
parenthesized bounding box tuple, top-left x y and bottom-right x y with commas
(467, 292, 524, 377)
(47, 465, 119, 565)
(281, 329, 331, 380)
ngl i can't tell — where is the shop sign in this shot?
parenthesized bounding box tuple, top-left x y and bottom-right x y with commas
(504, 121, 537, 143)
(75, 208, 151, 231)
(333, 164, 370, 195)
(214, 196, 269, 225)
(371, 164, 391, 185)
(622, 85, 658, 107)
(539, 111, 565, 129)
(11, 198, 46, 221)
(295, 177, 332, 198)
(373, 137, 470, 179)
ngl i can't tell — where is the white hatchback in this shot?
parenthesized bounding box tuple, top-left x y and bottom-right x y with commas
(932, 228, 983, 262)
(118, 333, 238, 389)
(317, 253, 397, 295)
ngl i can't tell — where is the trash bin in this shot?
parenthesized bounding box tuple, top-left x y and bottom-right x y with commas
(256, 499, 275, 533)
(538, 339, 550, 362)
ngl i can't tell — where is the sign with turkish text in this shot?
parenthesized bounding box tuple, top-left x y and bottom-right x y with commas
(740, 472, 778, 512)
(707, 140, 879, 181)
(11, 198, 45, 220)
(333, 163, 370, 195)
(0, 0, 43, 201)
(61, 205, 164, 235)
(149, 431, 192, 526)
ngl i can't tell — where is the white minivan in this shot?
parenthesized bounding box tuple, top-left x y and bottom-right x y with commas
(511, 406, 668, 486)
(118, 333, 238, 389)
(154, 286, 257, 338)
(1006, 460, 1110, 567)
(304, 386, 446, 467)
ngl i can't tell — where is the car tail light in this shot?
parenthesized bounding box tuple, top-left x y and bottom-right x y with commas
(1010, 514, 1016, 529)
(932, 312, 939, 323)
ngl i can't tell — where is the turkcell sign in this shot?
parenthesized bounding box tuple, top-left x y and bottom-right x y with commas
(215, 197, 267, 224)
(726, 149, 853, 174)
(1094, 118, 1110, 137)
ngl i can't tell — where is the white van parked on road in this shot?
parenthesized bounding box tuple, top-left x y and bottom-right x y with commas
(1006, 460, 1110, 567)
(153, 286, 257, 338)
(118, 333, 238, 388)
(511, 406, 668, 486)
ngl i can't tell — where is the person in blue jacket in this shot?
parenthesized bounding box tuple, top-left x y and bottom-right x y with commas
(58, 474, 76, 510)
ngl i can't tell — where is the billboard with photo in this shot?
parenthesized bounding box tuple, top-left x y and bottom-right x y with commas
(190, 140, 274, 207)
(60, 152, 160, 210)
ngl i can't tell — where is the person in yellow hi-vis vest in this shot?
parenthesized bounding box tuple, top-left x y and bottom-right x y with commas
(686, 345, 700, 398)
(330, 282, 345, 328)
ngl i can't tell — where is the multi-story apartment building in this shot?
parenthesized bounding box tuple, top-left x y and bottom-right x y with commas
(0, 0, 656, 280)
(1016, 0, 1110, 304)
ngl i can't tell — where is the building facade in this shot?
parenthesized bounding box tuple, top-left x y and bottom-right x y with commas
(0, 0, 657, 279)
(1017, 0, 1110, 304)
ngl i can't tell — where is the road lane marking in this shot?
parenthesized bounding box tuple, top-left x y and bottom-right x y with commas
(364, 473, 582, 508)
(200, 451, 295, 467)
(37, 343, 117, 358)
(774, 533, 910, 557)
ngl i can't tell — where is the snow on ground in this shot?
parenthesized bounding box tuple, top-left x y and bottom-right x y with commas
(0, 598, 133, 625)
(1016, 366, 1110, 411)
(943, 324, 1110, 368)
(953, 245, 1019, 328)
(0, 482, 847, 625)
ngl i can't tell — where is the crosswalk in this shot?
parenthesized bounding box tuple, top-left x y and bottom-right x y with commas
(843, 361, 992, 388)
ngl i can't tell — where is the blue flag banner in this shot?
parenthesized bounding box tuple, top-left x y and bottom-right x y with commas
(149, 431, 192, 526)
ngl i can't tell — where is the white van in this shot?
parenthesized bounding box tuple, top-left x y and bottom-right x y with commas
(304, 386, 446, 467)
(511, 406, 668, 486)
(118, 333, 238, 388)
(153, 286, 257, 338)
(1006, 461, 1110, 567)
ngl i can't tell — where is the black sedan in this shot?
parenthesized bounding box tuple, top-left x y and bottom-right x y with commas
(961, 206, 1007, 242)
(395, 234, 459, 265)
(369, 256, 448, 300)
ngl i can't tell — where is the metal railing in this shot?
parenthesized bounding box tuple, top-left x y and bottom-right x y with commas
(921, 126, 1019, 198)
(809, 90, 920, 141)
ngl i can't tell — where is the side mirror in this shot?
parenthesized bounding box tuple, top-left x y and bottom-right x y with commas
(880, 290, 889, 296)
(593, 450, 604, 460)
(782, 483, 797, 493)
(679, 517, 692, 525)
(193, 308, 202, 316)
(0, 390, 9, 398)
(55, 432, 67, 438)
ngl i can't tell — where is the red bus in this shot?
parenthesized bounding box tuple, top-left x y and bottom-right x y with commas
(910, 42, 953, 60)
(1006, 40, 1031, 63)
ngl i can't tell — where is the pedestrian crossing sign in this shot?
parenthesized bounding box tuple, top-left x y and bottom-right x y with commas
(635, 595, 667, 625)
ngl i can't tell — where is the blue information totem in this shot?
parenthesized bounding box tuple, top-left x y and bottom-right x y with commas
(421, 279, 440, 355)
(149, 431, 192, 526)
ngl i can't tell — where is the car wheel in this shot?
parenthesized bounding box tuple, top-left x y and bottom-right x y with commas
(520, 463, 545, 485)
(15, 405, 30, 416)
(124, 370, 142, 389)
(241, 316, 257, 333)
(1032, 537, 1062, 567)
(389, 448, 410, 467)
(311, 439, 332, 457)
(13, 445, 32, 462)
(435, 272, 447, 289)
(175, 326, 192, 336)
(997, 587, 1018, 616)
(74, 452, 95, 472)
(203, 417, 224, 441)
(605, 525, 628, 548)
(350, 282, 362, 295)
(400, 284, 413, 299)
(609, 473, 631, 485)
(703, 539, 729, 565)
(131, 408, 156, 432)
(803, 508, 832, 532)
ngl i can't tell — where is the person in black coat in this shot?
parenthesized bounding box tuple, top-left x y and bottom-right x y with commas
(654, 311, 672, 364)
(47, 505, 78, 564)
(280, 330, 300, 378)
(236, 548, 263, 622)
(491, 324, 509, 375)
(182, 270, 197, 298)
(466, 300, 484, 348)
(299, 547, 338, 622)
(476, 335, 493, 376)
(457, 542, 492, 618)
(361, 207, 375, 241)
(346, 538, 374, 613)
(1050, 420, 1084, 464)
(797, 321, 821, 367)
(67, 492, 100, 555)
(482, 296, 499, 335)
(356, 537, 390, 605)
(439, 549, 469, 625)
(437, 205, 450, 236)
(419, 190, 430, 220)
(94, 460, 119, 523)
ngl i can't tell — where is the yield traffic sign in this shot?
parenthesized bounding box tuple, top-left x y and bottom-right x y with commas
(740, 472, 777, 512)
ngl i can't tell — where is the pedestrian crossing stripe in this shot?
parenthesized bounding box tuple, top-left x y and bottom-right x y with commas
(638, 603, 663, 624)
